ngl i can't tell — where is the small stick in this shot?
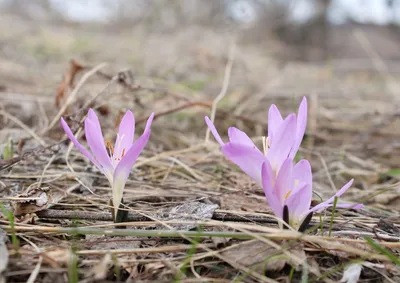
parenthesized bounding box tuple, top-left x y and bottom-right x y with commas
(205, 42, 236, 143)
(35, 209, 278, 224)
(0, 109, 46, 146)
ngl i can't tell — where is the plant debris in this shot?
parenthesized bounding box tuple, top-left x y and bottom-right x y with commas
(0, 6, 399, 282)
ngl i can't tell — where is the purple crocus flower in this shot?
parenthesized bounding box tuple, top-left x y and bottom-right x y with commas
(205, 97, 307, 186)
(61, 109, 154, 219)
(261, 158, 363, 231)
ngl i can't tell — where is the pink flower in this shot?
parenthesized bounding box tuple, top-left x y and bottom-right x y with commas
(61, 109, 154, 219)
(261, 158, 363, 231)
(205, 97, 307, 186)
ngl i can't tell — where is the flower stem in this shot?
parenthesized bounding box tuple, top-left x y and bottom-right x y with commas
(328, 197, 339, 237)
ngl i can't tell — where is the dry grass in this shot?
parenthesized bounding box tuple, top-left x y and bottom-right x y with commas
(0, 12, 399, 283)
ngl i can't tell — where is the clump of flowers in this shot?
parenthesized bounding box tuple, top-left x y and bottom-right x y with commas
(205, 97, 307, 187)
(61, 109, 154, 221)
(261, 158, 363, 231)
(205, 96, 363, 231)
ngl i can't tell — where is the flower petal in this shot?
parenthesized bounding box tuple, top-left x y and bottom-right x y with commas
(262, 161, 282, 218)
(84, 111, 113, 174)
(289, 96, 308, 159)
(324, 179, 354, 205)
(309, 202, 363, 213)
(268, 104, 283, 141)
(275, 158, 293, 203)
(205, 116, 225, 146)
(112, 113, 153, 217)
(267, 113, 296, 172)
(308, 179, 357, 213)
(61, 118, 99, 167)
(292, 159, 312, 193)
(114, 110, 135, 162)
(228, 127, 256, 148)
(221, 143, 266, 187)
(285, 183, 312, 226)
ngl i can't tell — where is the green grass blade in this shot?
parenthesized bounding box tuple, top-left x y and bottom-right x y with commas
(0, 204, 19, 251)
(328, 197, 338, 237)
(364, 236, 400, 265)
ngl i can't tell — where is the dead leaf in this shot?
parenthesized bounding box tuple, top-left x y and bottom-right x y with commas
(0, 229, 9, 283)
(13, 186, 66, 216)
(211, 227, 231, 248)
(43, 248, 74, 267)
(340, 263, 363, 283)
(89, 253, 113, 280)
(156, 201, 219, 230)
(221, 240, 286, 273)
(55, 59, 84, 109)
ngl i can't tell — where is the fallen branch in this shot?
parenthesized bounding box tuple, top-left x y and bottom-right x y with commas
(36, 209, 277, 224)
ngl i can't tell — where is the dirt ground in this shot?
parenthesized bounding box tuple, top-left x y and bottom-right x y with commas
(0, 10, 399, 283)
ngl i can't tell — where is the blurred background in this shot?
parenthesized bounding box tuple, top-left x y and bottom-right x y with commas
(2, 0, 400, 95)
(1, 0, 399, 166)
(2, 3, 400, 282)
(2, 0, 400, 89)
(2, 0, 400, 62)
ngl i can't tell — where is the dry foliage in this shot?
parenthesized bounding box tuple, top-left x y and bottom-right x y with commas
(0, 10, 399, 283)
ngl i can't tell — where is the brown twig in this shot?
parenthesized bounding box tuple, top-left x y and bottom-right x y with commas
(36, 209, 277, 224)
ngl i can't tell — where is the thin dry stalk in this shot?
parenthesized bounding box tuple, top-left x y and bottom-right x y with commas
(205, 42, 236, 143)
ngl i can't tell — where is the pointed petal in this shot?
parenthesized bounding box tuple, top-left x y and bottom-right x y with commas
(268, 104, 283, 141)
(333, 179, 354, 199)
(324, 179, 354, 206)
(289, 96, 308, 159)
(84, 114, 113, 174)
(114, 110, 135, 160)
(267, 114, 296, 172)
(222, 143, 266, 187)
(87, 108, 104, 133)
(309, 202, 363, 213)
(112, 113, 153, 217)
(285, 183, 312, 225)
(275, 158, 293, 202)
(228, 127, 256, 148)
(308, 179, 357, 213)
(262, 161, 283, 218)
(205, 116, 225, 146)
(292, 159, 312, 192)
(285, 160, 313, 225)
(60, 118, 98, 167)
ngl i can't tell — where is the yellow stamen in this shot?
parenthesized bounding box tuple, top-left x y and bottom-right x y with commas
(284, 189, 292, 200)
(121, 148, 126, 158)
